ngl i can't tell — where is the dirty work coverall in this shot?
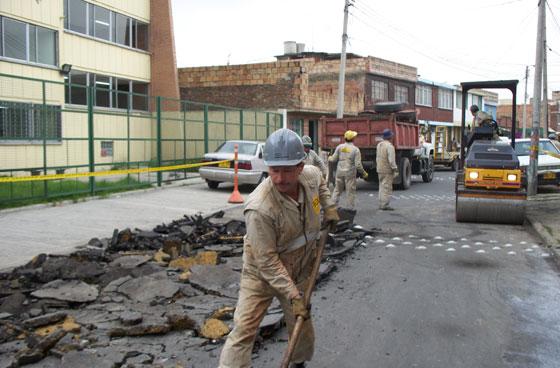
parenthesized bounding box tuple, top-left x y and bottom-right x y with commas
(329, 142, 366, 209)
(219, 165, 334, 368)
(376, 140, 398, 209)
(303, 149, 328, 179)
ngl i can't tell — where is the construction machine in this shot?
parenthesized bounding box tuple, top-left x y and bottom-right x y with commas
(433, 126, 460, 171)
(455, 80, 526, 225)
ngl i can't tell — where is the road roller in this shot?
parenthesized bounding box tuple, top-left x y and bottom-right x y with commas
(455, 80, 526, 225)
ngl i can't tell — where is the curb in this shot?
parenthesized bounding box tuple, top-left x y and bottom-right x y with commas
(526, 215, 560, 258)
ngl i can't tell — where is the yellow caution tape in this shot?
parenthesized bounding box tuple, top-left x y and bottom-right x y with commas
(529, 145, 560, 159)
(0, 160, 232, 183)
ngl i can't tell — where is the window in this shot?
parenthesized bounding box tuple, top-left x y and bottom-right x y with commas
(0, 16, 57, 66)
(456, 91, 462, 109)
(290, 120, 303, 136)
(93, 74, 111, 107)
(65, 70, 149, 111)
(64, 0, 148, 51)
(132, 82, 149, 111)
(416, 85, 432, 106)
(438, 88, 453, 110)
(395, 85, 409, 104)
(0, 100, 61, 141)
(136, 21, 149, 50)
(37, 27, 56, 65)
(66, 70, 88, 105)
(113, 13, 128, 46)
(4, 17, 27, 61)
(93, 5, 110, 41)
(372, 80, 388, 101)
(113, 78, 130, 109)
(471, 95, 482, 109)
(67, 0, 87, 34)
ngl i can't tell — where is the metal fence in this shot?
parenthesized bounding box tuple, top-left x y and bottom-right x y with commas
(0, 73, 282, 206)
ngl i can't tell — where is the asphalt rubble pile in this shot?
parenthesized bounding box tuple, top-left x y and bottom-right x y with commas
(0, 209, 376, 368)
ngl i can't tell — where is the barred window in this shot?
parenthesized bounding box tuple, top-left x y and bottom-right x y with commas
(438, 88, 453, 110)
(395, 85, 409, 104)
(0, 101, 61, 141)
(416, 85, 432, 106)
(372, 80, 388, 101)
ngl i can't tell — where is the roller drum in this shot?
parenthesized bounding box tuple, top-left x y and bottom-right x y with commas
(455, 195, 525, 225)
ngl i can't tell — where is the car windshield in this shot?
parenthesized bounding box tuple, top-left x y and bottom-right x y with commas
(514, 141, 558, 156)
(216, 141, 258, 155)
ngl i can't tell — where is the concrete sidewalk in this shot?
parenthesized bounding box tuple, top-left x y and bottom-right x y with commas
(0, 180, 246, 270)
(525, 192, 560, 256)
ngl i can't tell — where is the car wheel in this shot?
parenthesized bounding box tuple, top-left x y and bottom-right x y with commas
(207, 180, 220, 189)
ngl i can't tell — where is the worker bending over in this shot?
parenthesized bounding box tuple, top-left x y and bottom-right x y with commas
(302, 135, 328, 179)
(219, 128, 339, 368)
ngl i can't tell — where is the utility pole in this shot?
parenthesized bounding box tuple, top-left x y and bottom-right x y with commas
(336, 0, 351, 118)
(523, 66, 529, 138)
(542, 30, 549, 135)
(528, 0, 545, 196)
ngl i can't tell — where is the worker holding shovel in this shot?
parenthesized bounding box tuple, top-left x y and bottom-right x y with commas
(218, 128, 339, 368)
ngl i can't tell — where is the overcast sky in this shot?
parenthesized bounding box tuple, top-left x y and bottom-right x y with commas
(172, 0, 560, 101)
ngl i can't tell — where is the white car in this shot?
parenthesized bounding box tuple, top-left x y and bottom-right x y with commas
(199, 140, 268, 189)
(514, 138, 560, 186)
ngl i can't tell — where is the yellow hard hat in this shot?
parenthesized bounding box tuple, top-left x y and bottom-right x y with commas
(344, 130, 358, 141)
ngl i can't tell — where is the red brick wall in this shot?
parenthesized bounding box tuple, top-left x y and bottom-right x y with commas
(150, 0, 180, 100)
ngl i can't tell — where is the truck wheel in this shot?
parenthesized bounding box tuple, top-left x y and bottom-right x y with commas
(422, 157, 434, 183)
(397, 157, 412, 190)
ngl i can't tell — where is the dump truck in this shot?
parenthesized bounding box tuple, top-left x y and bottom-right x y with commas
(320, 103, 434, 189)
(455, 80, 526, 225)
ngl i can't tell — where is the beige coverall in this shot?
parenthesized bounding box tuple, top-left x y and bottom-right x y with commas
(303, 149, 328, 179)
(329, 142, 366, 209)
(219, 165, 333, 368)
(376, 140, 398, 209)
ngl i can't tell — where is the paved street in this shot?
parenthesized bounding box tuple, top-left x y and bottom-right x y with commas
(253, 171, 560, 367)
(1, 171, 559, 367)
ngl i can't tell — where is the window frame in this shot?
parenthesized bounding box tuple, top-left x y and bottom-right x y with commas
(0, 16, 58, 67)
(394, 85, 409, 104)
(372, 80, 388, 102)
(438, 88, 453, 110)
(416, 85, 432, 107)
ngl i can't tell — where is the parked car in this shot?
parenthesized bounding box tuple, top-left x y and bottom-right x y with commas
(199, 140, 268, 189)
(514, 138, 560, 186)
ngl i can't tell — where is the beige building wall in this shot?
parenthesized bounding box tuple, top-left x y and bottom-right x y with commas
(0, 0, 155, 173)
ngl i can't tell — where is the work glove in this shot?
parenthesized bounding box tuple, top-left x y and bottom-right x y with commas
(323, 205, 340, 232)
(362, 171, 369, 180)
(291, 297, 310, 320)
(392, 169, 399, 179)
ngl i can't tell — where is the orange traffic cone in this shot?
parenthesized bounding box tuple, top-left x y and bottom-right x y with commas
(228, 144, 244, 204)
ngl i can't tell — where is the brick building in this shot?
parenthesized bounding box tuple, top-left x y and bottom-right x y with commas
(497, 92, 560, 137)
(178, 48, 417, 150)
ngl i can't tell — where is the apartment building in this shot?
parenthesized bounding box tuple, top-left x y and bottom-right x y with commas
(0, 0, 178, 172)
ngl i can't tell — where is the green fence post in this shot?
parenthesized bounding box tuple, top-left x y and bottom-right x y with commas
(266, 113, 270, 138)
(183, 102, 187, 173)
(156, 96, 162, 187)
(87, 85, 95, 195)
(240, 110, 244, 140)
(204, 104, 209, 153)
(41, 81, 48, 198)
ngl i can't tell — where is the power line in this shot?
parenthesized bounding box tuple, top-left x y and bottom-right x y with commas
(547, 0, 560, 34)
